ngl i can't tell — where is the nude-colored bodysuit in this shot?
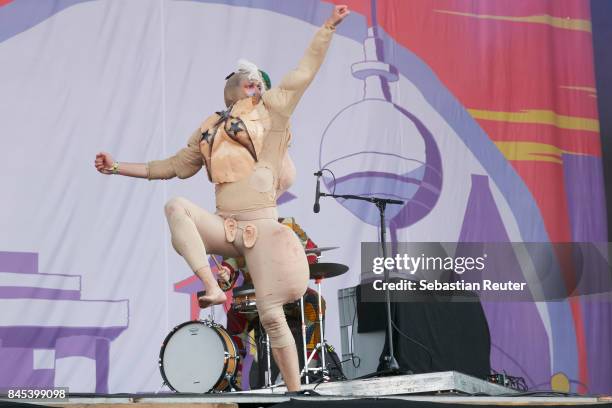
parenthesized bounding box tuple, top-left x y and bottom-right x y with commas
(145, 24, 335, 350)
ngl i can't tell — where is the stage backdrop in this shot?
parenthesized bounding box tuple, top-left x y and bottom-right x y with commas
(0, 0, 609, 394)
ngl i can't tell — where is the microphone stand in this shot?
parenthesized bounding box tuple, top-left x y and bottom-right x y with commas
(317, 191, 403, 373)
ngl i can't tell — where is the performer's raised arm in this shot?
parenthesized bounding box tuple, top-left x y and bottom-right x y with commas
(146, 128, 203, 180)
(94, 128, 203, 180)
(263, 5, 350, 117)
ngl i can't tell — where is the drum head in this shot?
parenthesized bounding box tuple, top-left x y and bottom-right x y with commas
(160, 321, 226, 393)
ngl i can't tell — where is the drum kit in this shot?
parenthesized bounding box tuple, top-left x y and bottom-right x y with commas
(158, 246, 349, 393)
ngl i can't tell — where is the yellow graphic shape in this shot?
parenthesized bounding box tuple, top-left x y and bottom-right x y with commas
(434, 10, 592, 33)
(468, 109, 599, 133)
(495, 141, 564, 164)
(551, 372, 571, 393)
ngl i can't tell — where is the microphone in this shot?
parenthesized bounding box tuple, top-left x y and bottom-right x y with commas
(313, 171, 322, 213)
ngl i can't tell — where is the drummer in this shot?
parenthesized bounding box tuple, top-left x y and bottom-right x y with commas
(217, 217, 326, 390)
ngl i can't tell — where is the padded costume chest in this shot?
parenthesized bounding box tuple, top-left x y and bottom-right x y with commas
(199, 97, 271, 183)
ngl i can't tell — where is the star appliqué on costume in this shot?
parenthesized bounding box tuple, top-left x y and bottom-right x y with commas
(201, 129, 212, 143)
(228, 120, 243, 135)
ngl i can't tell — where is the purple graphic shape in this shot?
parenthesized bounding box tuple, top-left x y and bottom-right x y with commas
(239, 335, 254, 390)
(0, 327, 126, 391)
(0, 346, 54, 388)
(277, 191, 297, 205)
(0, 287, 80, 300)
(459, 175, 508, 242)
(0, 250, 128, 392)
(390, 103, 443, 229)
(56, 335, 103, 359)
(0, 251, 38, 273)
(0, 326, 126, 349)
(458, 174, 552, 389)
(174, 276, 204, 295)
(320, 100, 442, 228)
(0, 0, 95, 43)
(95, 338, 110, 394)
(55, 336, 111, 393)
(0, 347, 34, 386)
(563, 153, 612, 394)
(563, 154, 607, 242)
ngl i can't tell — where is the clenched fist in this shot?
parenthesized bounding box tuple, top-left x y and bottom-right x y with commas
(95, 152, 115, 175)
(326, 5, 350, 27)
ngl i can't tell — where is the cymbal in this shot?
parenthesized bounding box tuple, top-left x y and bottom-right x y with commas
(309, 262, 349, 280)
(304, 246, 340, 254)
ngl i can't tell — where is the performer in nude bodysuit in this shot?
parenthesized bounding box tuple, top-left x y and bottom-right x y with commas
(94, 5, 350, 392)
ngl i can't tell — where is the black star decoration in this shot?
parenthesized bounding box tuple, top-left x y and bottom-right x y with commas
(216, 108, 231, 120)
(201, 129, 211, 142)
(228, 121, 243, 135)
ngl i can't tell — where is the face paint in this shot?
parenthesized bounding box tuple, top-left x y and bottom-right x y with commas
(243, 81, 262, 97)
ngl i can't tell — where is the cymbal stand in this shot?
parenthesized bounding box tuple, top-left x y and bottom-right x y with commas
(299, 277, 330, 382)
(253, 319, 273, 389)
(266, 331, 272, 387)
(300, 294, 310, 384)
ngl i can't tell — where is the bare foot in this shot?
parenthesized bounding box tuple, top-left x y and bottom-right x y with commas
(198, 288, 227, 308)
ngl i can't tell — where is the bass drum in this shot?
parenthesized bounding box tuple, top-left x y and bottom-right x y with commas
(159, 320, 239, 393)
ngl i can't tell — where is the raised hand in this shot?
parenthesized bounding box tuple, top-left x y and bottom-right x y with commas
(326, 4, 350, 27)
(95, 152, 115, 175)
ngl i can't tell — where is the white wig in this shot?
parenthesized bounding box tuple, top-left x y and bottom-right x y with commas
(236, 58, 265, 88)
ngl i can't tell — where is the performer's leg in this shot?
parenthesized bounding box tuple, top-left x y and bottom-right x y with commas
(241, 219, 309, 391)
(266, 311, 301, 391)
(164, 196, 241, 307)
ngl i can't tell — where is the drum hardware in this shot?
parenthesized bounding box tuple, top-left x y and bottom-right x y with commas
(232, 285, 299, 316)
(231, 285, 285, 389)
(195, 290, 221, 323)
(231, 285, 258, 315)
(263, 329, 272, 388)
(299, 262, 349, 384)
(299, 294, 309, 384)
(228, 261, 349, 386)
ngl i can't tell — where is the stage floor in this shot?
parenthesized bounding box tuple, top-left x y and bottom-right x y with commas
(2, 372, 611, 408)
(19, 393, 612, 408)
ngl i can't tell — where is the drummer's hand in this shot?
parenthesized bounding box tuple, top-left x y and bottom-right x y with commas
(217, 265, 231, 283)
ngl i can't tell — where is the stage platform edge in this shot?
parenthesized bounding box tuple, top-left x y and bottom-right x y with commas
(2, 372, 611, 407)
